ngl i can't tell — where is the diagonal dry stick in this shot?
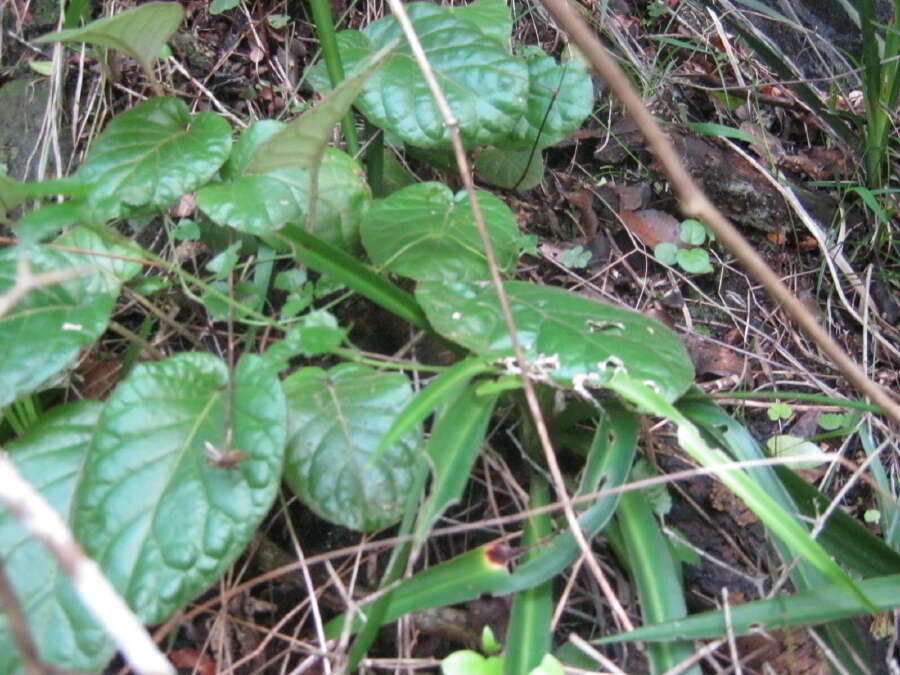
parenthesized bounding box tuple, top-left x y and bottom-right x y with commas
(539, 0, 900, 427)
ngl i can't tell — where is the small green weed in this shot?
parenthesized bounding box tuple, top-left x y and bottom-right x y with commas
(654, 218, 715, 274)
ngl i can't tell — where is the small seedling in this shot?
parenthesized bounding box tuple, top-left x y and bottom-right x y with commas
(767, 401, 793, 421)
(558, 244, 592, 269)
(654, 219, 715, 274)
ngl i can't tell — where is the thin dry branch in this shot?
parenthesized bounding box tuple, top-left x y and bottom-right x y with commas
(539, 0, 900, 427)
(0, 453, 174, 675)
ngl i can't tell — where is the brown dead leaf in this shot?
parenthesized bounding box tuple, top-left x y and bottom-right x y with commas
(169, 648, 216, 675)
(739, 121, 785, 160)
(610, 181, 651, 211)
(709, 482, 758, 526)
(683, 334, 745, 378)
(619, 208, 681, 248)
(170, 192, 196, 219)
(564, 189, 599, 239)
(77, 355, 121, 400)
(778, 147, 846, 180)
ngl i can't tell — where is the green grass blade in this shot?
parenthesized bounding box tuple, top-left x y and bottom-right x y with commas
(859, 422, 900, 551)
(271, 224, 429, 329)
(615, 486, 698, 674)
(308, 0, 358, 155)
(725, 21, 858, 149)
(682, 397, 900, 578)
(776, 465, 900, 575)
(415, 384, 500, 541)
(504, 477, 553, 675)
(608, 375, 874, 613)
(324, 543, 512, 638)
(370, 356, 493, 465)
(322, 405, 638, 639)
(498, 403, 639, 593)
(596, 574, 900, 644)
(682, 397, 877, 670)
(345, 461, 429, 670)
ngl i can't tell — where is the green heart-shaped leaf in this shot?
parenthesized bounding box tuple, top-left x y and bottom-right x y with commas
(283, 364, 424, 532)
(361, 182, 522, 282)
(73, 353, 285, 623)
(0, 402, 114, 674)
(309, 3, 530, 149)
(473, 147, 544, 190)
(197, 123, 370, 250)
(33, 2, 183, 82)
(676, 247, 713, 274)
(77, 97, 231, 220)
(245, 42, 396, 174)
(0, 244, 117, 406)
(416, 280, 694, 402)
(500, 46, 594, 151)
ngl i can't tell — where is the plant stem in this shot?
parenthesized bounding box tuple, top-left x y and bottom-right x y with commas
(308, 0, 359, 156)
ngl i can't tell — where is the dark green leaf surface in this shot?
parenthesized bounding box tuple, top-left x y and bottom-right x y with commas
(312, 3, 530, 149)
(0, 245, 116, 407)
(245, 43, 396, 174)
(77, 97, 231, 220)
(73, 353, 285, 623)
(500, 47, 594, 151)
(416, 280, 694, 402)
(473, 147, 544, 190)
(361, 183, 522, 282)
(0, 402, 113, 675)
(198, 140, 370, 250)
(283, 364, 424, 531)
(33, 2, 183, 80)
(449, 0, 512, 46)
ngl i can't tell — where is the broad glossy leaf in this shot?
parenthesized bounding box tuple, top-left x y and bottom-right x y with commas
(313, 3, 529, 149)
(0, 402, 114, 675)
(197, 142, 370, 251)
(55, 226, 143, 286)
(416, 280, 694, 402)
(33, 2, 183, 80)
(500, 47, 594, 151)
(73, 353, 285, 623)
(283, 364, 424, 532)
(0, 245, 117, 407)
(474, 147, 544, 190)
(77, 97, 231, 220)
(246, 43, 396, 174)
(450, 0, 512, 46)
(361, 183, 522, 282)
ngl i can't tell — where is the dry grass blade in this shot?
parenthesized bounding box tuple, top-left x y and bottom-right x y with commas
(539, 0, 900, 427)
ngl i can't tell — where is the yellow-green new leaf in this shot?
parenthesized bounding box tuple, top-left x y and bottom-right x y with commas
(34, 2, 183, 82)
